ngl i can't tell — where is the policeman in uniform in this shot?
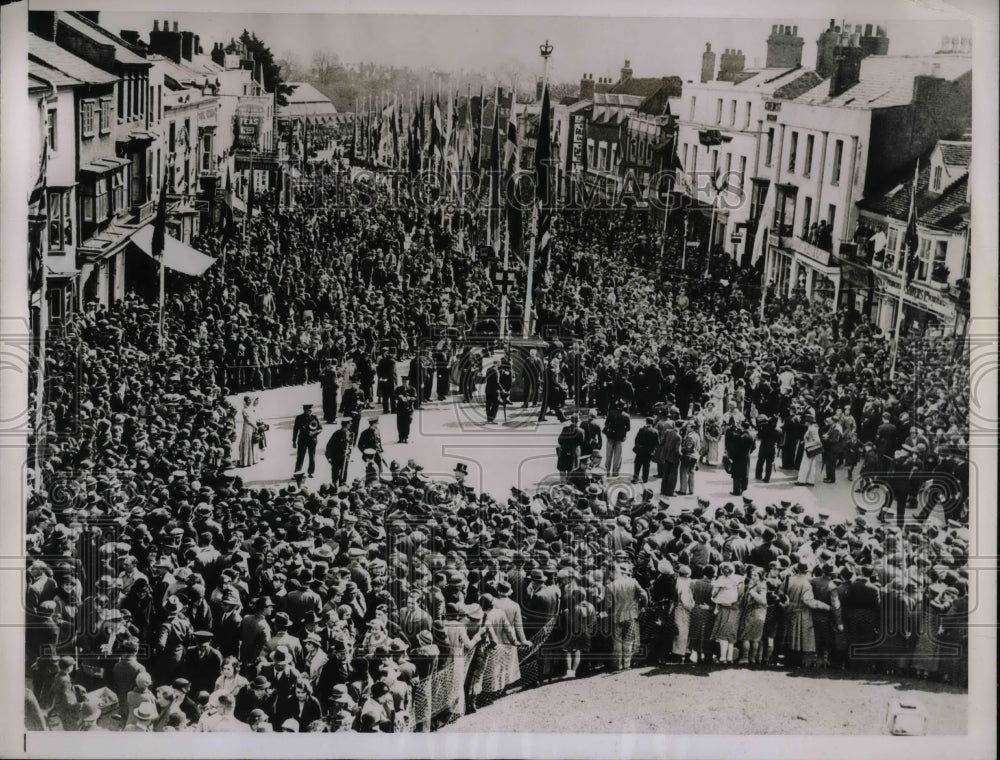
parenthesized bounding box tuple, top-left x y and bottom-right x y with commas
(319, 362, 340, 423)
(377, 347, 397, 414)
(394, 382, 416, 443)
(483, 360, 501, 424)
(292, 403, 322, 478)
(325, 419, 353, 486)
(357, 418, 384, 473)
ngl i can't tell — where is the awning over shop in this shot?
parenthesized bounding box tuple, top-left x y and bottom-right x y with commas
(131, 224, 215, 277)
(79, 156, 131, 175)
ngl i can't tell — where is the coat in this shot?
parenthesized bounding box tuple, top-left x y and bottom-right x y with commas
(778, 572, 829, 653)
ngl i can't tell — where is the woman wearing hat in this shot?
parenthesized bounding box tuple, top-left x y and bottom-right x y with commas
(671, 565, 696, 663)
(238, 397, 259, 468)
(709, 562, 742, 664)
(736, 565, 768, 665)
(778, 561, 831, 667)
(795, 412, 822, 486)
(440, 602, 483, 719)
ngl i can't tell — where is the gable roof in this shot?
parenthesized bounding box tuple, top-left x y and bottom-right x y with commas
(608, 76, 681, 99)
(794, 54, 971, 109)
(285, 82, 334, 106)
(58, 11, 148, 67)
(29, 34, 118, 86)
(858, 160, 969, 231)
(938, 141, 971, 167)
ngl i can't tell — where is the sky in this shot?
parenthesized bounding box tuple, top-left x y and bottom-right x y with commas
(93, 8, 975, 87)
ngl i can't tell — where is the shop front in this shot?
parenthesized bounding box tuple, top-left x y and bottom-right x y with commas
(872, 271, 957, 338)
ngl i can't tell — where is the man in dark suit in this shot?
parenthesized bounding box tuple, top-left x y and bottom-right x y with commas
(214, 589, 244, 659)
(292, 404, 322, 478)
(632, 417, 659, 484)
(394, 383, 416, 443)
(580, 410, 603, 457)
(521, 569, 561, 684)
(319, 362, 340, 423)
(356, 418, 384, 473)
(376, 347, 397, 414)
(483, 361, 501, 424)
(184, 630, 223, 697)
(728, 420, 756, 496)
(657, 419, 682, 496)
(755, 415, 780, 483)
(325, 419, 352, 485)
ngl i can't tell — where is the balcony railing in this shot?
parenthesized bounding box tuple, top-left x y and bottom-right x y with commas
(129, 199, 155, 226)
(778, 232, 833, 267)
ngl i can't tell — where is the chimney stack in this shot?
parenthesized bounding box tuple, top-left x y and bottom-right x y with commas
(829, 34, 864, 98)
(149, 17, 184, 63)
(580, 72, 595, 100)
(620, 58, 633, 82)
(181, 30, 194, 61)
(766, 22, 804, 68)
(717, 48, 747, 82)
(701, 42, 716, 83)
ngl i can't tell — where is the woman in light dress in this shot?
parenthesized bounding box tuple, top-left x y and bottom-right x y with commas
(701, 400, 724, 466)
(796, 413, 822, 486)
(237, 396, 258, 467)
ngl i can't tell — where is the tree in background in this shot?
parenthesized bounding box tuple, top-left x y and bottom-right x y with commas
(227, 29, 295, 106)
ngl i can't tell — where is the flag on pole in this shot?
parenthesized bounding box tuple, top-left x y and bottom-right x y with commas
(503, 87, 523, 259)
(429, 94, 444, 162)
(489, 87, 501, 248)
(904, 162, 920, 283)
(534, 83, 554, 280)
(750, 180, 776, 267)
(471, 83, 484, 182)
(28, 94, 50, 295)
(151, 162, 170, 259)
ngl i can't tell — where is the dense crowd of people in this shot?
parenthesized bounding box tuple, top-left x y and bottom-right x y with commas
(23, 157, 971, 733)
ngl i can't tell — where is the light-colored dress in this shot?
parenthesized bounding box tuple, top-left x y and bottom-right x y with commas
(238, 406, 257, 467)
(672, 577, 695, 656)
(443, 620, 474, 715)
(797, 423, 821, 484)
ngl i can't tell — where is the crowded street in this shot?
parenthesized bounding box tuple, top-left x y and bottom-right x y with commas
(14, 9, 985, 745)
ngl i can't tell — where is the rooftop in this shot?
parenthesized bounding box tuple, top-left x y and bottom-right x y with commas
(938, 140, 972, 167)
(29, 34, 118, 86)
(29, 58, 82, 90)
(608, 76, 682, 99)
(794, 54, 972, 109)
(858, 161, 970, 231)
(58, 11, 148, 67)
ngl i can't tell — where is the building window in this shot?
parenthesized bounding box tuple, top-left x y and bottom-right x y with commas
(111, 171, 125, 215)
(744, 101, 751, 128)
(81, 100, 96, 138)
(169, 121, 176, 154)
(832, 139, 843, 184)
(724, 152, 732, 187)
(827, 203, 836, 232)
(62, 192, 72, 246)
(804, 134, 814, 177)
(788, 131, 798, 173)
(587, 139, 594, 168)
(765, 128, 774, 166)
(933, 165, 943, 191)
(729, 100, 736, 126)
(47, 191, 64, 253)
(47, 109, 57, 151)
(711, 149, 718, 177)
(99, 98, 112, 134)
(80, 179, 108, 224)
(201, 133, 213, 173)
(801, 196, 813, 238)
(917, 237, 932, 280)
(118, 81, 124, 123)
(715, 98, 723, 124)
(598, 144, 607, 171)
(738, 156, 746, 191)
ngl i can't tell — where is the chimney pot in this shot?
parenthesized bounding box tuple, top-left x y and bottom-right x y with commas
(829, 18, 835, 29)
(705, 42, 711, 51)
(173, 21, 179, 32)
(153, 20, 159, 32)
(163, 19, 170, 32)
(772, 24, 778, 34)
(864, 24, 873, 37)
(792, 25, 798, 36)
